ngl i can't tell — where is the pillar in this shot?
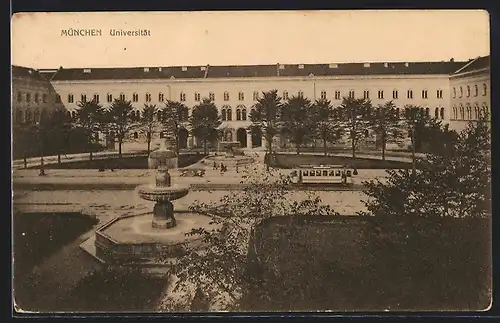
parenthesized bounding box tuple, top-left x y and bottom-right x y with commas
(262, 136, 267, 148)
(187, 135, 194, 149)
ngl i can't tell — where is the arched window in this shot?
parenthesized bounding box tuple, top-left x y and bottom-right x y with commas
(283, 91, 289, 100)
(452, 106, 457, 119)
(475, 85, 479, 96)
(453, 87, 456, 98)
(224, 92, 230, 101)
(474, 105, 479, 120)
(434, 108, 439, 118)
(440, 108, 444, 119)
(221, 108, 227, 121)
(34, 109, 40, 123)
(466, 104, 472, 120)
(459, 87, 463, 98)
(227, 108, 232, 121)
(482, 103, 488, 118)
(242, 109, 247, 121)
(146, 93, 151, 102)
(459, 104, 465, 120)
(467, 85, 470, 97)
(298, 91, 304, 98)
(158, 92, 164, 102)
(483, 84, 487, 96)
(236, 109, 242, 121)
(425, 107, 430, 117)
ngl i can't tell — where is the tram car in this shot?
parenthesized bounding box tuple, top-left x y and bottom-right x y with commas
(290, 164, 357, 185)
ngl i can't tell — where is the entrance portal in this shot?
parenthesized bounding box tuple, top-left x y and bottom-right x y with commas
(251, 128, 262, 148)
(236, 128, 247, 148)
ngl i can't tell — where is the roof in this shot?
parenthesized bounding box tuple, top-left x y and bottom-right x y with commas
(46, 60, 469, 81)
(452, 55, 490, 75)
(11, 65, 48, 82)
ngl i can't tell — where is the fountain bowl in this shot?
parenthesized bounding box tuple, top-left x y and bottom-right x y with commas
(136, 184, 189, 202)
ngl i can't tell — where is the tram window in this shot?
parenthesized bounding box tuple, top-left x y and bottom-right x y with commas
(309, 171, 315, 176)
(335, 170, 341, 176)
(323, 170, 328, 176)
(329, 170, 335, 176)
(316, 170, 321, 176)
(302, 171, 308, 176)
(347, 171, 352, 177)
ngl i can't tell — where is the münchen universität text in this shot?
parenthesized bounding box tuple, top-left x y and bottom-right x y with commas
(61, 28, 151, 37)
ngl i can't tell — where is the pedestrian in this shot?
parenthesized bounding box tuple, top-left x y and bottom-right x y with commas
(213, 161, 218, 170)
(236, 164, 239, 173)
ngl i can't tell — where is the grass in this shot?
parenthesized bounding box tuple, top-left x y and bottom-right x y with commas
(31, 153, 206, 170)
(245, 215, 492, 311)
(267, 153, 412, 169)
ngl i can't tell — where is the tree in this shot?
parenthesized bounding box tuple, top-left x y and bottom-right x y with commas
(139, 104, 162, 155)
(46, 109, 72, 164)
(13, 123, 36, 168)
(311, 99, 343, 156)
(158, 166, 339, 311)
(105, 98, 138, 159)
(74, 98, 105, 161)
(190, 98, 221, 154)
(163, 100, 189, 155)
(250, 90, 283, 160)
(280, 96, 313, 155)
(368, 101, 404, 160)
(337, 97, 372, 159)
(358, 117, 491, 309)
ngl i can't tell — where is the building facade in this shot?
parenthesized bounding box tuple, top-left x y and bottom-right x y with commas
(12, 56, 490, 150)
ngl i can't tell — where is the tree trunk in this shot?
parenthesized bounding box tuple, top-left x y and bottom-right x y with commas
(296, 144, 300, 155)
(266, 137, 272, 171)
(203, 140, 208, 155)
(89, 135, 93, 161)
(411, 128, 416, 177)
(118, 139, 122, 158)
(147, 138, 151, 155)
(381, 132, 386, 161)
(57, 154, 61, 164)
(352, 137, 356, 159)
(323, 139, 328, 156)
(23, 157, 27, 169)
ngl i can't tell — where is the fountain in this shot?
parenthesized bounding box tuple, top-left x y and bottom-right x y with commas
(92, 133, 221, 266)
(204, 140, 254, 168)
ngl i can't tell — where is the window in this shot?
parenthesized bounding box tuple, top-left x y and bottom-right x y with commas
(55, 94, 61, 103)
(482, 103, 488, 118)
(453, 87, 456, 98)
(393, 90, 398, 99)
(334, 91, 341, 100)
(437, 89, 443, 99)
(466, 86, 471, 97)
(253, 91, 259, 101)
(226, 108, 232, 121)
(34, 93, 39, 103)
(466, 104, 472, 120)
(194, 92, 201, 101)
(452, 106, 457, 119)
(283, 91, 289, 100)
(407, 90, 413, 99)
(93, 94, 100, 103)
(459, 86, 463, 98)
(221, 108, 227, 121)
(146, 93, 152, 102)
(158, 93, 164, 102)
(42, 94, 48, 103)
(17, 91, 22, 102)
(378, 90, 384, 99)
(475, 85, 479, 97)
(180, 92, 186, 102)
(435, 108, 439, 118)
(239, 92, 244, 101)
(349, 90, 355, 99)
(364, 90, 370, 99)
(107, 93, 113, 102)
(16, 110, 23, 123)
(321, 91, 327, 100)
(298, 91, 304, 99)
(483, 84, 487, 96)
(236, 109, 242, 121)
(34, 109, 40, 123)
(209, 92, 215, 101)
(224, 92, 230, 101)
(133, 93, 138, 102)
(25, 109, 32, 123)
(422, 90, 428, 99)
(26, 93, 31, 103)
(242, 109, 247, 121)
(81, 94, 87, 102)
(459, 105, 465, 120)
(71, 111, 77, 119)
(323, 170, 328, 176)
(440, 108, 445, 120)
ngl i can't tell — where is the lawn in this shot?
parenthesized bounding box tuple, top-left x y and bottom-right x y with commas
(266, 153, 412, 169)
(245, 215, 491, 311)
(30, 153, 206, 170)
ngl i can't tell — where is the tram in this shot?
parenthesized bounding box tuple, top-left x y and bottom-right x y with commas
(289, 164, 357, 185)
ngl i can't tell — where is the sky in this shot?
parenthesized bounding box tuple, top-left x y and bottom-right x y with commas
(11, 10, 490, 69)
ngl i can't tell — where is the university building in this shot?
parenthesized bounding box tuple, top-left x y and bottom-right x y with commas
(12, 55, 490, 150)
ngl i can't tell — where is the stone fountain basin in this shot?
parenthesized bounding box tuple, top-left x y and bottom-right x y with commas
(95, 212, 222, 263)
(136, 184, 189, 202)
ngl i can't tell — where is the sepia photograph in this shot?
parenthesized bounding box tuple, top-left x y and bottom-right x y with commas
(11, 10, 492, 313)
